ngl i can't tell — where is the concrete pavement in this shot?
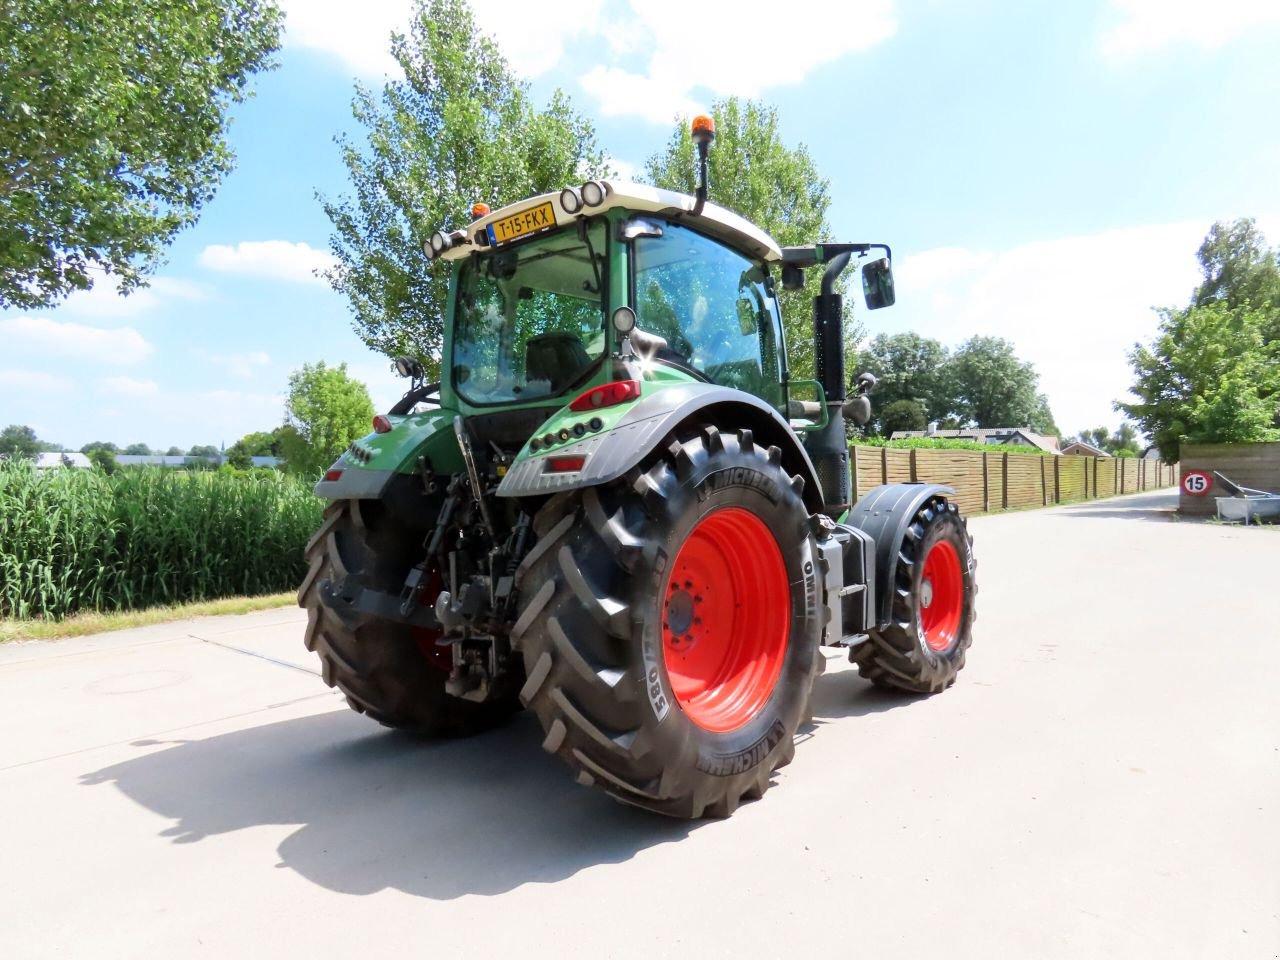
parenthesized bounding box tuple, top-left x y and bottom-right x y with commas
(1, 490, 1276, 958)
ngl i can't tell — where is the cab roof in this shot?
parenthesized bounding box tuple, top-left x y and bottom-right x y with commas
(440, 181, 784, 263)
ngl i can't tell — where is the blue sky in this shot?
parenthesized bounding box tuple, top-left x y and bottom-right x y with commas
(3, 0, 1279, 450)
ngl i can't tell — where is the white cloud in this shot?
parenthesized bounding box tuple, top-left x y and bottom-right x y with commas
(0, 316, 153, 364)
(0, 369, 74, 393)
(1101, 0, 1280, 59)
(277, 0, 605, 79)
(603, 155, 641, 182)
(890, 220, 1225, 434)
(209, 351, 273, 379)
(97, 377, 160, 398)
(51, 275, 206, 319)
(276, 0, 406, 75)
(578, 0, 897, 123)
(471, 0, 605, 77)
(198, 241, 338, 286)
(275, 0, 896, 125)
(580, 66, 702, 125)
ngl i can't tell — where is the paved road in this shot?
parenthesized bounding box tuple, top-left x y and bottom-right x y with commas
(1, 490, 1276, 959)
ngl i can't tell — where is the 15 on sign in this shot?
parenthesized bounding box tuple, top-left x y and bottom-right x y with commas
(1182, 471, 1212, 496)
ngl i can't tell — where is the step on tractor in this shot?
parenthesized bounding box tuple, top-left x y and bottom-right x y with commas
(299, 116, 976, 818)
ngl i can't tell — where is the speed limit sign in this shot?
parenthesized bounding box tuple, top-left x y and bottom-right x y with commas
(1182, 470, 1212, 496)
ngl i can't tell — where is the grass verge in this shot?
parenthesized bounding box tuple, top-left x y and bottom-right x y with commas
(0, 592, 297, 643)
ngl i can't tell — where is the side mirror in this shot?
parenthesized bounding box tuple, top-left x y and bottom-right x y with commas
(845, 395, 872, 427)
(861, 257, 896, 309)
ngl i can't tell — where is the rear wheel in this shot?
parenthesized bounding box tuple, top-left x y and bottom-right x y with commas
(853, 495, 976, 693)
(513, 426, 821, 818)
(297, 499, 518, 735)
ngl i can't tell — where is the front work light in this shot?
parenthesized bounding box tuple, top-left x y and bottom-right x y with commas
(581, 180, 607, 207)
(560, 186, 583, 213)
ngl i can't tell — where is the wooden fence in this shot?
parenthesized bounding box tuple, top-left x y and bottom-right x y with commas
(850, 447, 1179, 514)
(1178, 441, 1280, 516)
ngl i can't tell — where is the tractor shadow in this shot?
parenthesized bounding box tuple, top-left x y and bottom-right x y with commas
(804, 657, 920, 727)
(81, 708, 695, 900)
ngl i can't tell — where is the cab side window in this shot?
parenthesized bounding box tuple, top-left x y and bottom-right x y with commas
(633, 223, 783, 408)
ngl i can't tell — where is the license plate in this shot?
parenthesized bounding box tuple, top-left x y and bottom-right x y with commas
(487, 201, 556, 245)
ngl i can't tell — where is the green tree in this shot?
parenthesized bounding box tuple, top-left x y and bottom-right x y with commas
(879, 399, 928, 435)
(86, 447, 117, 474)
(945, 336, 1058, 433)
(187, 444, 219, 459)
(279, 362, 375, 477)
(81, 441, 119, 455)
(321, 0, 605, 367)
(225, 442, 253, 470)
(854, 333, 950, 434)
(0, 0, 282, 309)
(646, 96, 844, 379)
(1192, 219, 1280, 341)
(0, 424, 40, 460)
(165, 446, 184, 457)
(235, 429, 288, 457)
(1109, 422, 1141, 456)
(123, 443, 151, 456)
(1118, 302, 1280, 461)
(1078, 427, 1110, 450)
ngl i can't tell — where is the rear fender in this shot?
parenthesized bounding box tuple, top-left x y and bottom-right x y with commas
(845, 482, 955, 628)
(313, 408, 464, 501)
(495, 382, 825, 514)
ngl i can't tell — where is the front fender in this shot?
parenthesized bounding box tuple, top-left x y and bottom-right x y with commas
(845, 482, 956, 628)
(495, 382, 824, 511)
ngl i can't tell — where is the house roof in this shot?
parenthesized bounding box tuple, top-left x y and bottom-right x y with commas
(1061, 440, 1110, 457)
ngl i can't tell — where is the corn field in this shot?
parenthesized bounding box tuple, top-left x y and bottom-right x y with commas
(0, 462, 323, 621)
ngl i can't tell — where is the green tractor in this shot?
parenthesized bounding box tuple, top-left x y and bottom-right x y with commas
(299, 119, 976, 818)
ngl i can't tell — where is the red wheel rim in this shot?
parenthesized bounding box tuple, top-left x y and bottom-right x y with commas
(661, 507, 790, 733)
(920, 539, 963, 652)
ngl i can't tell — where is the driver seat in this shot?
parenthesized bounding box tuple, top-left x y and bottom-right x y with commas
(525, 332, 590, 394)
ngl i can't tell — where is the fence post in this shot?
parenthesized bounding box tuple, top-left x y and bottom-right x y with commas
(881, 446, 888, 485)
(910, 448, 918, 482)
(982, 452, 990, 513)
(1053, 457, 1061, 504)
(1002, 453, 1009, 509)
(1040, 456, 1048, 505)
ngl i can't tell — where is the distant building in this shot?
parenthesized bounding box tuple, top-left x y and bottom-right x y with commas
(890, 427, 1060, 454)
(1061, 440, 1110, 457)
(35, 453, 281, 470)
(35, 452, 91, 469)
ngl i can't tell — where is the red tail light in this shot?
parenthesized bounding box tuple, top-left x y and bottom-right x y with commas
(323, 468, 344, 482)
(569, 380, 640, 412)
(546, 456, 586, 473)
(372, 415, 392, 433)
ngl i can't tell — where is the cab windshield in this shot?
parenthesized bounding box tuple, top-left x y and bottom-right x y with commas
(451, 221, 607, 405)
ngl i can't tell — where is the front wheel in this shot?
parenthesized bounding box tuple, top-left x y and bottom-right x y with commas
(512, 426, 822, 818)
(853, 495, 976, 693)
